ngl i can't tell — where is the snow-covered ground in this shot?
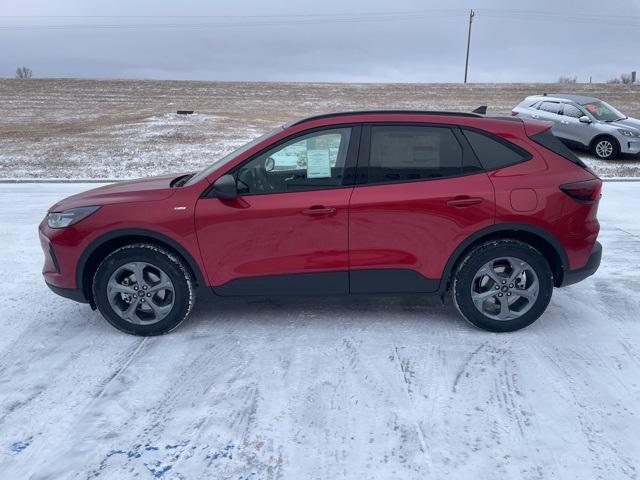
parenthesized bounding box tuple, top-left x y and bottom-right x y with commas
(0, 182, 639, 479)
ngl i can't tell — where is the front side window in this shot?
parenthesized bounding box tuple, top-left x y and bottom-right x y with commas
(580, 100, 626, 122)
(235, 128, 351, 195)
(367, 126, 466, 184)
(186, 127, 283, 186)
(562, 104, 583, 118)
(539, 101, 561, 114)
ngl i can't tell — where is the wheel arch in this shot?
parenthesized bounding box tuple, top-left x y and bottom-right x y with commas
(589, 133, 620, 153)
(77, 229, 206, 306)
(439, 223, 568, 293)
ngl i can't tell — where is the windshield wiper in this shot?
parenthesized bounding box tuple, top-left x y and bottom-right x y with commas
(606, 116, 627, 122)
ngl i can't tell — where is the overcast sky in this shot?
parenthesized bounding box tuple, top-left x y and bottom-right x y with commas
(1, 0, 639, 83)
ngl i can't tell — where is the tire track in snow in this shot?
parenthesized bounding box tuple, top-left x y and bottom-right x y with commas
(392, 346, 431, 468)
(91, 337, 148, 401)
(537, 344, 638, 480)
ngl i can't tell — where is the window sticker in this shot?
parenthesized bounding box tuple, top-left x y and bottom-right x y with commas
(306, 149, 332, 178)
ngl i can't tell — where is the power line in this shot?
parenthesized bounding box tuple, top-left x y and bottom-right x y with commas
(0, 9, 468, 30)
(0, 9, 468, 19)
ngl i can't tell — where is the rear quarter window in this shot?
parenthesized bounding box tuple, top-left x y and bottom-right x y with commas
(462, 129, 531, 170)
(529, 129, 587, 168)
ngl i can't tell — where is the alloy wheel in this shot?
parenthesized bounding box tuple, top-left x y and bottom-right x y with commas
(470, 256, 539, 321)
(107, 262, 175, 325)
(595, 140, 613, 159)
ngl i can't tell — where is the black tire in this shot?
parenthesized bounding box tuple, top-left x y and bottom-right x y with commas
(591, 135, 619, 160)
(93, 243, 195, 336)
(452, 239, 553, 333)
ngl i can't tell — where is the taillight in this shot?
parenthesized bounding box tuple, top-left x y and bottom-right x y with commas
(511, 111, 518, 116)
(560, 179, 602, 202)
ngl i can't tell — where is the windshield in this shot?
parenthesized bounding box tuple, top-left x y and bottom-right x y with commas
(185, 126, 284, 186)
(580, 100, 626, 122)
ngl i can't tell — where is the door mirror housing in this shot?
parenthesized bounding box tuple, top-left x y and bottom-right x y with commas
(212, 174, 238, 199)
(579, 115, 591, 124)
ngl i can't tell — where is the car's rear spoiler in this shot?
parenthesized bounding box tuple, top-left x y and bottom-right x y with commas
(472, 105, 487, 115)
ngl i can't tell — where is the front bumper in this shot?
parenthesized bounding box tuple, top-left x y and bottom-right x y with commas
(620, 139, 640, 155)
(560, 241, 602, 287)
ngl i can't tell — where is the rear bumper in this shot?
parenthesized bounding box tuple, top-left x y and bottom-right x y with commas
(560, 241, 602, 287)
(46, 281, 89, 304)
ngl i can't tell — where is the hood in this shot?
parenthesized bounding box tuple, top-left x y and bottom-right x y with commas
(608, 117, 640, 131)
(49, 173, 180, 211)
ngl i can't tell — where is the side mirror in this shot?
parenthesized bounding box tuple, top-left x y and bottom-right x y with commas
(212, 174, 238, 200)
(579, 115, 591, 124)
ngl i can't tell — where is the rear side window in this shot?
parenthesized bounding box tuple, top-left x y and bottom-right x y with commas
(530, 129, 587, 168)
(462, 129, 530, 170)
(367, 126, 466, 183)
(539, 101, 560, 114)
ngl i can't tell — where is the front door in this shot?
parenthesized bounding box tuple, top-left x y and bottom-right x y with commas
(348, 124, 495, 293)
(195, 126, 360, 295)
(556, 103, 590, 145)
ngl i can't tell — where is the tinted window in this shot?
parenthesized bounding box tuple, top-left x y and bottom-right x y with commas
(462, 129, 529, 170)
(368, 126, 465, 183)
(539, 101, 560, 114)
(562, 104, 583, 118)
(235, 128, 351, 195)
(530, 129, 587, 167)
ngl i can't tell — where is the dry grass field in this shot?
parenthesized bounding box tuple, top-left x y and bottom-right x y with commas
(1, 79, 640, 179)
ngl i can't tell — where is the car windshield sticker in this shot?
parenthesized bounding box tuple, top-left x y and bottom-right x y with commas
(306, 149, 332, 178)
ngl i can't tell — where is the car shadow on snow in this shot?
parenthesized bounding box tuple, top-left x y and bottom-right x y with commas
(182, 292, 467, 332)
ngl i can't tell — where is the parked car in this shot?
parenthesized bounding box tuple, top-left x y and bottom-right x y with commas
(40, 110, 602, 335)
(512, 94, 640, 160)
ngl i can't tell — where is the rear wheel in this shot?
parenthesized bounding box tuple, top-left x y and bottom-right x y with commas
(93, 243, 195, 336)
(452, 240, 553, 332)
(591, 136, 619, 160)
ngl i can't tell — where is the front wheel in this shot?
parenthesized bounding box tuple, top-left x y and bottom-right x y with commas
(93, 243, 195, 336)
(592, 136, 619, 160)
(452, 240, 553, 332)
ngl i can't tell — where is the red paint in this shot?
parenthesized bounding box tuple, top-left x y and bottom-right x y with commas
(349, 174, 495, 280)
(194, 189, 351, 286)
(39, 112, 601, 295)
(510, 189, 538, 212)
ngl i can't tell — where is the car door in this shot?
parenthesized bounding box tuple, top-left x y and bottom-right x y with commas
(557, 103, 590, 146)
(536, 101, 567, 134)
(195, 126, 360, 295)
(348, 124, 494, 293)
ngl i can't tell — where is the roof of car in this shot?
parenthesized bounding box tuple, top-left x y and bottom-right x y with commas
(530, 93, 599, 104)
(289, 110, 483, 126)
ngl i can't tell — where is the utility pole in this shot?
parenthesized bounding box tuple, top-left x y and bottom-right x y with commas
(464, 9, 475, 84)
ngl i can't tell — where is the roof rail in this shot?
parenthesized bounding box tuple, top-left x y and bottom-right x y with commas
(290, 110, 482, 126)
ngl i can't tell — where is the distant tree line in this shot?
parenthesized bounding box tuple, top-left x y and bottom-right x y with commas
(607, 73, 634, 84)
(557, 72, 636, 84)
(16, 67, 33, 79)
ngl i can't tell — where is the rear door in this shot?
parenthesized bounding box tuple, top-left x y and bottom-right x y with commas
(195, 126, 360, 295)
(348, 124, 494, 293)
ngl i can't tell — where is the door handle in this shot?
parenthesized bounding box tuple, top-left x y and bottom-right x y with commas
(302, 205, 336, 216)
(446, 196, 483, 208)
(531, 114, 539, 119)
(560, 120, 569, 124)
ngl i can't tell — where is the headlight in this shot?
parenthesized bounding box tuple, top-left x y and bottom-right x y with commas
(618, 129, 640, 138)
(47, 206, 100, 228)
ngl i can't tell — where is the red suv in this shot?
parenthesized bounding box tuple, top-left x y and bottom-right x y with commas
(39, 111, 602, 335)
